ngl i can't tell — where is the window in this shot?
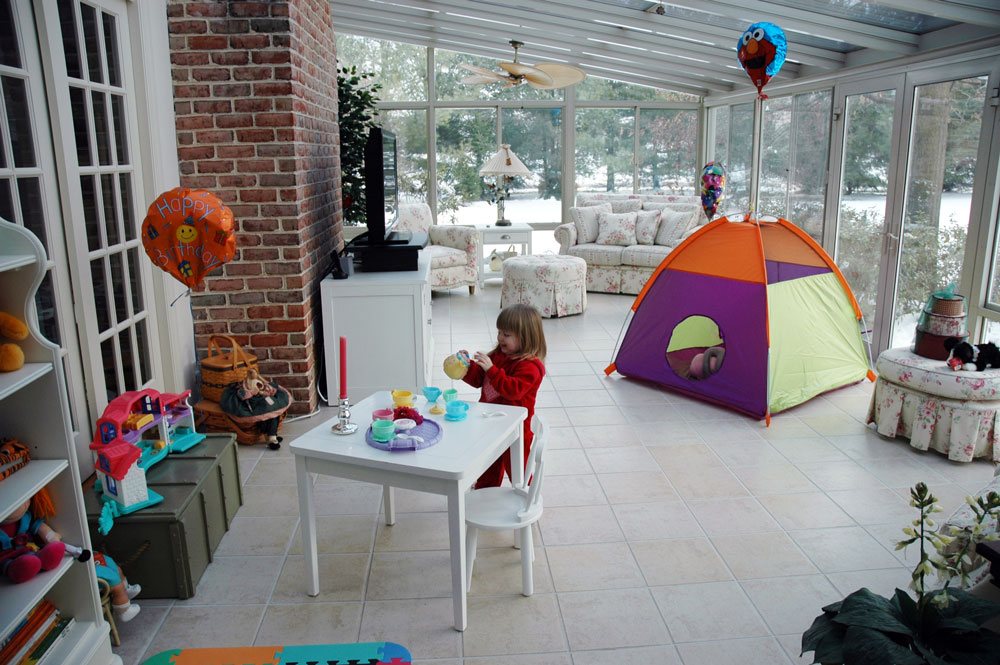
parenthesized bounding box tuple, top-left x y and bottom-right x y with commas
(576, 108, 635, 194)
(710, 102, 753, 217)
(435, 50, 562, 103)
(576, 76, 698, 102)
(334, 34, 427, 102)
(379, 109, 428, 204)
(638, 109, 698, 195)
(435, 108, 496, 224)
(501, 107, 562, 225)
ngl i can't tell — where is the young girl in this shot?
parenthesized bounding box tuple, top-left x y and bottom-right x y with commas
(461, 303, 546, 488)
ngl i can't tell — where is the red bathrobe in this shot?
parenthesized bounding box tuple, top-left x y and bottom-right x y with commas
(463, 351, 545, 488)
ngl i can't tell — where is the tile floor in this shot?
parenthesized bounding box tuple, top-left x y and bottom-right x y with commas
(112, 284, 998, 665)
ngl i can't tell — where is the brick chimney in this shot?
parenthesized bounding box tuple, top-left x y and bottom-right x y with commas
(167, 0, 341, 414)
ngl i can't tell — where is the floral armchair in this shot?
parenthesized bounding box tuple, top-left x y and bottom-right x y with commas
(395, 203, 479, 294)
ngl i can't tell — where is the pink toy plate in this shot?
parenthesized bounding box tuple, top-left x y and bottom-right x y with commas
(366, 418, 442, 451)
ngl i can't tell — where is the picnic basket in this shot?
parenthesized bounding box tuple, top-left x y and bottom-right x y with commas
(199, 335, 258, 403)
(194, 399, 285, 446)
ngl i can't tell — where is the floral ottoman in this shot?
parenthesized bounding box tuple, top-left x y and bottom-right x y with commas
(866, 347, 1000, 462)
(501, 255, 587, 318)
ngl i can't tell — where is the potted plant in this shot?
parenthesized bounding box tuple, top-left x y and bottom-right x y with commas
(337, 66, 382, 227)
(801, 482, 1000, 664)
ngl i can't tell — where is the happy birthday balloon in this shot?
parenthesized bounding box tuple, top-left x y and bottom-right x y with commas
(700, 161, 727, 221)
(737, 22, 787, 98)
(141, 187, 237, 288)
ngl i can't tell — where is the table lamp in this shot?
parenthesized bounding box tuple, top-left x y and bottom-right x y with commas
(479, 144, 531, 226)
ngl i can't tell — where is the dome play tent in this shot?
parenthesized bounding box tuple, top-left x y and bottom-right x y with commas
(604, 216, 874, 422)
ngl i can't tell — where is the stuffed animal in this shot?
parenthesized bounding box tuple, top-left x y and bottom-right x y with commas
(944, 337, 1000, 372)
(219, 369, 291, 450)
(1, 488, 90, 584)
(0, 311, 27, 372)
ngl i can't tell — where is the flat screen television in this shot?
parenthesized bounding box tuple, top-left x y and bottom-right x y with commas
(363, 126, 399, 244)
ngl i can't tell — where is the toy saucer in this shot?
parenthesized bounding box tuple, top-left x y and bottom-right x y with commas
(394, 418, 417, 431)
(444, 412, 467, 422)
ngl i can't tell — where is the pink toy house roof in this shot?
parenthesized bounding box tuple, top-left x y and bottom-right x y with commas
(96, 443, 142, 480)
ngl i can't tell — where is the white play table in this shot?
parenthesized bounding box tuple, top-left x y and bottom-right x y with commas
(291, 391, 527, 631)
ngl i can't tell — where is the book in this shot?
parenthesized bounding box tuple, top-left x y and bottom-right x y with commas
(5, 613, 58, 665)
(0, 437, 30, 480)
(18, 616, 73, 665)
(0, 603, 56, 665)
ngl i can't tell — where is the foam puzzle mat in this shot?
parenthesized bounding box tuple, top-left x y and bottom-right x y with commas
(140, 641, 411, 665)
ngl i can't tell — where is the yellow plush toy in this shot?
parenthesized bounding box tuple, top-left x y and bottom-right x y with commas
(0, 311, 28, 372)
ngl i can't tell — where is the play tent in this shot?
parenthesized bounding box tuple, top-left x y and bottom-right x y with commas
(605, 217, 874, 421)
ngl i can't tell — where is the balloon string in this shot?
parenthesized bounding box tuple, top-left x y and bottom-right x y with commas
(170, 288, 191, 307)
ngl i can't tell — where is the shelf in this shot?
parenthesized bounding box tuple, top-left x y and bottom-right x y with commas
(0, 556, 73, 641)
(0, 363, 53, 401)
(0, 459, 69, 521)
(0, 254, 36, 273)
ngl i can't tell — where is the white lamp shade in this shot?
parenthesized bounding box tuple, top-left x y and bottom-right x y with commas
(479, 144, 531, 177)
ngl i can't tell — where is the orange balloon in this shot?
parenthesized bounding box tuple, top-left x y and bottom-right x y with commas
(140, 188, 237, 288)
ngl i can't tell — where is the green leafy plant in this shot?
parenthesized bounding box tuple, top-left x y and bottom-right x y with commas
(337, 66, 382, 226)
(801, 482, 1000, 665)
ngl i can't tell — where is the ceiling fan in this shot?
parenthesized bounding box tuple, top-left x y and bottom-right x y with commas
(460, 40, 586, 90)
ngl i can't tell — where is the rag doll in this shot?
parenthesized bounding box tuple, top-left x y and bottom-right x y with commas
(1, 489, 90, 584)
(220, 369, 291, 449)
(93, 551, 142, 621)
(944, 337, 1000, 372)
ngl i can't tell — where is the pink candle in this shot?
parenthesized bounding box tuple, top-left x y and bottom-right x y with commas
(339, 336, 348, 399)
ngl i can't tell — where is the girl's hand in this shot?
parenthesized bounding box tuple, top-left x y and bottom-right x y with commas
(473, 351, 493, 371)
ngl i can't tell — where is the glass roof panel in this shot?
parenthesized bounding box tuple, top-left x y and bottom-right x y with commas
(762, 0, 956, 33)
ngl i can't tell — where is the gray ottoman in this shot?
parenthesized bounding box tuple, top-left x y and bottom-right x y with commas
(501, 255, 587, 318)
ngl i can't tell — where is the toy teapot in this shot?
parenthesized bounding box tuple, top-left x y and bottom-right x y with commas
(443, 351, 471, 380)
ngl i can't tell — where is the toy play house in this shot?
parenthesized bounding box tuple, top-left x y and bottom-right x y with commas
(90, 389, 205, 523)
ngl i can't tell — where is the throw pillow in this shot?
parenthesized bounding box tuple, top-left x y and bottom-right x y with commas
(635, 210, 661, 245)
(610, 198, 642, 214)
(655, 207, 699, 247)
(596, 211, 638, 246)
(569, 202, 612, 244)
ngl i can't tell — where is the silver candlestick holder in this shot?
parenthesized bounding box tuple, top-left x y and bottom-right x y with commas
(331, 396, 359, 435)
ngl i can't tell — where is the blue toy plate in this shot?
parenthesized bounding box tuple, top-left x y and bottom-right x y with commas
(444, 413, 467, 422)
(366, 418, 442, 451)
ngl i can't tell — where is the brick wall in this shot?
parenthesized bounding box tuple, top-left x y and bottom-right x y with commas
(167, 0, 341, 414)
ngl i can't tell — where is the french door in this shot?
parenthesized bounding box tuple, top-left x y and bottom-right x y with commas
(828, 63, 995, 356)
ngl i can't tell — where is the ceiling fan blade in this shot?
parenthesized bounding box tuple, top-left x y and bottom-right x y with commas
(497, 62, 553, 88)
(526, 62, 587, 90)
(462, 75, 505, 85)
(459, 63, 506, 79)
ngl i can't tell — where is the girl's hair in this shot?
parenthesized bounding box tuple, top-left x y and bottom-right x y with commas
(494, 304, 546, 362)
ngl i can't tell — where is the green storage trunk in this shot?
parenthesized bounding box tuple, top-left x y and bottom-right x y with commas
(85, 434, 242, 599)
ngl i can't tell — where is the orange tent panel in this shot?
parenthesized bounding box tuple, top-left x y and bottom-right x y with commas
(758, 223, 827, 268)
(666, 220, 766, 284)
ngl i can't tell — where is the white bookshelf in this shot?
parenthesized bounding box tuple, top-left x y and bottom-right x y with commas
(0, 220, 117, 664)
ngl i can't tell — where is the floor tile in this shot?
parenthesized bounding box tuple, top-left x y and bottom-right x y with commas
(757, 492, 855, 530)
(467, 545, 554, 595)
(740, 575, 843, 635)
(712, 532, 817, 579)
(650, 581, 768, 642)
(359, 598, 463, 659)
(366, 551, 453, 600)
(254, 602, 362, 645)
(569, 645, 681, 665)
(707, 439, 787, 467)
(546, 543, 645, 591)
(575, 424, 641, 448)
(546, 448, 595, 475)
(142, 605, 265, 657)
(826, 487, 916, 525)
(270, 554, 369, 603)
(375, 512, 451, 551)
(289, 514, 377, 554)
(584, 446, 657, 473)
(543, 474, 609, 506)
(687, 497, 781, 535)
(789, 526, 902, 573)
(674, 637, 793, 665)
(664, 465, 749, 500)
(612, 500, 702, 541)
(176, 556, 282, 605)
(215, 516, 296, 556)
(730, 464, 816, 495)
(795, 459, 885, 491)
(559, 588, 671, 651)
(630, 538, 732, 585)
(463, 594, 567, 656)
(539, 505, 624, 545)
(598, 472, 678, 504)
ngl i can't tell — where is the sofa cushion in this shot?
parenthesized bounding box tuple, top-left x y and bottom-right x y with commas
(610, 198, 641, 214)
(596, 211, 638, 246)
(622, 244, 673, 268)
(655, 207, 700, 247)
(567, 243, 624, 266)
(636, 210, 661, 245)
(569, 202, 612, 244)
(425, 243, 468, 269)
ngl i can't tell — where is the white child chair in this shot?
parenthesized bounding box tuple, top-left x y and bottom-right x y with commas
(464, 415, 548, 596)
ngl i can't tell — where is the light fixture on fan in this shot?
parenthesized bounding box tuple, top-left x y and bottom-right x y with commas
(460, 40, 586, 90)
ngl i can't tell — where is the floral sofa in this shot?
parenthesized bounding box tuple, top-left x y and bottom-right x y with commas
(554, 193, 706, 294)
(395, 203, 479, 294)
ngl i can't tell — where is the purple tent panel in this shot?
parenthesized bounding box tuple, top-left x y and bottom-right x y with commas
(614, 269, 769, 418)
(765, 261, 830, 284)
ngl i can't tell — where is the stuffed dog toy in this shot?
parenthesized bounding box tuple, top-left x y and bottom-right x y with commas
(944, 337, 1000, 372)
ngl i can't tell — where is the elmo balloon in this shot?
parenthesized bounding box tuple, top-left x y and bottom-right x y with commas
(737, 22, 786, 99)
(140, 188, 237, 288)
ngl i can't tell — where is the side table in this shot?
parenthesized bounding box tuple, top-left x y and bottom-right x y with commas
(479, 223, 533, 284)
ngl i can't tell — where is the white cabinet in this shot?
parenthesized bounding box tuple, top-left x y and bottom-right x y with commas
(321, 253, 433, 404)
(0, 220, 118, 665)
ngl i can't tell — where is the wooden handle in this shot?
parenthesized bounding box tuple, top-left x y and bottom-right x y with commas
(207, 335, 254, 370)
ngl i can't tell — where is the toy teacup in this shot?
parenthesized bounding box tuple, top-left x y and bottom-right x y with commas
(391, 390, 415, 407)
(372, 408, 394, 421)
(371, 419, 395, 442)
(442, 388, 459, 403)
(421, 387, 444, 415)
(445, 400, 469, 419)
(443, 351, 471, 380)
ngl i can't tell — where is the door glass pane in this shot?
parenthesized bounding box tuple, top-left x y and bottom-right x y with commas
(35, 271, 60, 345)
(0, 0, 20, 68)
(17, 177, 48, 251)
(638, 109, 698, 196)
(118, 327, 136, 392)
(81, 174, 100, 250)
(102, 12, 121, 87)
(80, 3, 103, 83)
(3, 77, 36, 168)
(760, 95, 792, 219)
(127, 247, 144, 312)
(135, 319, 151, 385)
(70, 87, 92, 165)
(101, 338, 118, 401)
(91, 258, 111, 332)
(892, 76, 987, 348)
(57, 0, 82, 79)
(0, 179, 12, 221)
(379, 110, 427, 203)
(435, 107, 496, 225)
(109, 251, 127, 323)
(111, 94, 127, 164)
(576, 108, 635, 195)
(92, 90, 111, 165)
(835, 89, 896, 331)
(502, 107, 562, 226)
(790, 90, 832, 241)
(101, 173, 119, 245)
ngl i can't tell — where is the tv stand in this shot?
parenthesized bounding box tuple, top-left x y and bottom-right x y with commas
(347, 231, 428, 272)
(385, 230, 412, 244)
